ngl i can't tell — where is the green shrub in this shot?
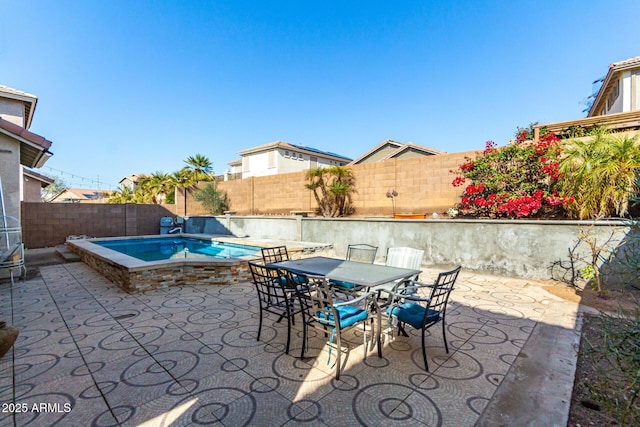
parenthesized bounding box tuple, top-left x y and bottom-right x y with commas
(451, 129, 573, 218)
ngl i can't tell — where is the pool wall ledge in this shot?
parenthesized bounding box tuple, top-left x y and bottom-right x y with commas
(66, 237, 257, 293)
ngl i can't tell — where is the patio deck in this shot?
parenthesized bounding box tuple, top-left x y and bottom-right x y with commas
(0, 261, 582, 426)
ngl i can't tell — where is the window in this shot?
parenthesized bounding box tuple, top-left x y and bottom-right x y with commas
(268, 151, 275, 168)
(606, 80, 620, 111)
(309, 156, 318, 168)
(284, 150, 290, 158)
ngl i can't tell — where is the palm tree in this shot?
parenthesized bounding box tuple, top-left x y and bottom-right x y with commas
(177, 154, 215, 215)
(305, 167, 330, 216)
(559, 129, 640, 218)
(184, 154, 214, 183)
(327, 165, 356, 216)
(305, 166, 356, 217)
(172, 168, 195, 215)
(142, 171, 175, 204)
(107, 186, 136, 204)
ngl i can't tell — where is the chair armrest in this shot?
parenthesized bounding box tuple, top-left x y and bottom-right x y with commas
(334, 290, 378, 307)
(382, 285, 433, 303)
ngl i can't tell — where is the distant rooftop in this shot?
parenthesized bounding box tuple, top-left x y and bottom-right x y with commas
(235, 141, 352, 162)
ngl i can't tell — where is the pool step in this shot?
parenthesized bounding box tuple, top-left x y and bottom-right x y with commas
(56, 245, 81, 262)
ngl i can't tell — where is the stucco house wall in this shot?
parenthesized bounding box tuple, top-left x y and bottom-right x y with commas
(0, 98, 26, 127)
(0, 133, 21, 219)
(240, 147, 348, 178)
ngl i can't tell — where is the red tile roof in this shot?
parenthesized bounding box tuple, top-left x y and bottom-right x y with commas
(0, 117, 53, 168)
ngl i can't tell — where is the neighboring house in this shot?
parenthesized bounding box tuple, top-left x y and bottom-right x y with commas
(588, 56, 640, 117)
(21, 167, 54, 202)
(49, 188, 108, 203)
(229, 141, 352, 179)
(532, 56, 640, 141)
(118, 173, 149, 191)
(349, 139, 445, 165)
(0, 85, 53, 219)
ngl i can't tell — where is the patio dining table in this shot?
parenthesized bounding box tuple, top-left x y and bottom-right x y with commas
(268, 256, 422, 290)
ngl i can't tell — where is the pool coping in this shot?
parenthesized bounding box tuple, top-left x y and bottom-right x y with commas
(66, 234, 334, 292)
(71, 234, 262, 271)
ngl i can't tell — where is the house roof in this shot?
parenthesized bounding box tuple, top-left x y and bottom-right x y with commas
(234, 141, 352, 162)
(49, 188, 108, 202)
(23, 167, 54, 188)
(588, 56, 640, 117)
(118, 173, 150, 185)
(0, 85, 38, 129)
(349, 139, 445, 165)
(0, 117, 53, 168)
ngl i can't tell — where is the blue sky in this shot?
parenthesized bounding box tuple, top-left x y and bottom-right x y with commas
(2, 1, 639, 190)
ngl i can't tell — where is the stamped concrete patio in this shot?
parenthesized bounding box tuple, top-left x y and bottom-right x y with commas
(0, 260, 581, 426)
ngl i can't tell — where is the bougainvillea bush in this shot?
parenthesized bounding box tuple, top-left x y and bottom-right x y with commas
(451, 129, 574, 218)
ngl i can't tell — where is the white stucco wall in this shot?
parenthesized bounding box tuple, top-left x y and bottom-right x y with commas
(622, 71, 632, 112)
(0, 98, 26, 127)
(0, 134, 22, 219)
(241, 148, 348, 178)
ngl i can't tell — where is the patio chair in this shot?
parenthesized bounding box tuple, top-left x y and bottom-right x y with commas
(294, 273, 381, 380)
(370, 247, 424, 299)
(248, 261, 303, 355)
(345, 243, 378, 264)
(261, 245, 290, 264)
(385, 265, 461, 371)
(331, 244, 379, 295)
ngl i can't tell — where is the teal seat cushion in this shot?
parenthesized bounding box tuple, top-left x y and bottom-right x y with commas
(331, 280, 358, 290)
(387, 303, 440, 329)
(317, 305, 368, 328)
(279, 275, 306, 287)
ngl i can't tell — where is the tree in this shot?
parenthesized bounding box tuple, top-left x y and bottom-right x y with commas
(139, 171, 175, 204)
(42, 175, 68, 202)
(107, 186, 136, 204)
(194, 180, 229, 215)
(558, 129, 640, 219)
(305, 166, 356, 217)
(179, 154, 215, 215)
(184, 154, 214, 183)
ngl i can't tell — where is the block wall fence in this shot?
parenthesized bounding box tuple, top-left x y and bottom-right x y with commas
(21, 203, 176, 248)
(175, 150, 478, 216)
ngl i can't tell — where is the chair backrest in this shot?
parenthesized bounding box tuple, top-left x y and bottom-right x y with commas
(299, 275, 340, 329)
(261, 245, 290, 264)
(385, 247, 424, 270)
(346, 244, 378, 264)
(248, 261, 290, 305)
(424, 266, 461, 325)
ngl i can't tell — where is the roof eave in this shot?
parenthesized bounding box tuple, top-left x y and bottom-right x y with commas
(588, 57, 640, 117)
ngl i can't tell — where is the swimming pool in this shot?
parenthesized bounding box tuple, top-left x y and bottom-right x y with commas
(66, 234, 332, 293)
(66, 235, 264, 292)
(94, 237, 260, 261)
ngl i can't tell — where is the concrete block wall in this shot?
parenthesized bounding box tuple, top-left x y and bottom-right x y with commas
(21, 202, 175, 248)
(175, 150, 477, 217)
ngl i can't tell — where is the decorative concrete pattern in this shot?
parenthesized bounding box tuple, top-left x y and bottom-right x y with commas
(0, 263, 580, 426)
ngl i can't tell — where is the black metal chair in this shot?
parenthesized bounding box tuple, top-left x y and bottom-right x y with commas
(292, 273, 381, 380)
(248, 261, 302, 355)
(385, 266, 461, 372)
(261, 245, 290, 264)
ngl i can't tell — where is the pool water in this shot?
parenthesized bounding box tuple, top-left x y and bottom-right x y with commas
(95, 237, 260, 261)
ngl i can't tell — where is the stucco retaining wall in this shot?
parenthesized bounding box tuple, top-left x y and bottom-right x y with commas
(215, 215, 630, 280)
